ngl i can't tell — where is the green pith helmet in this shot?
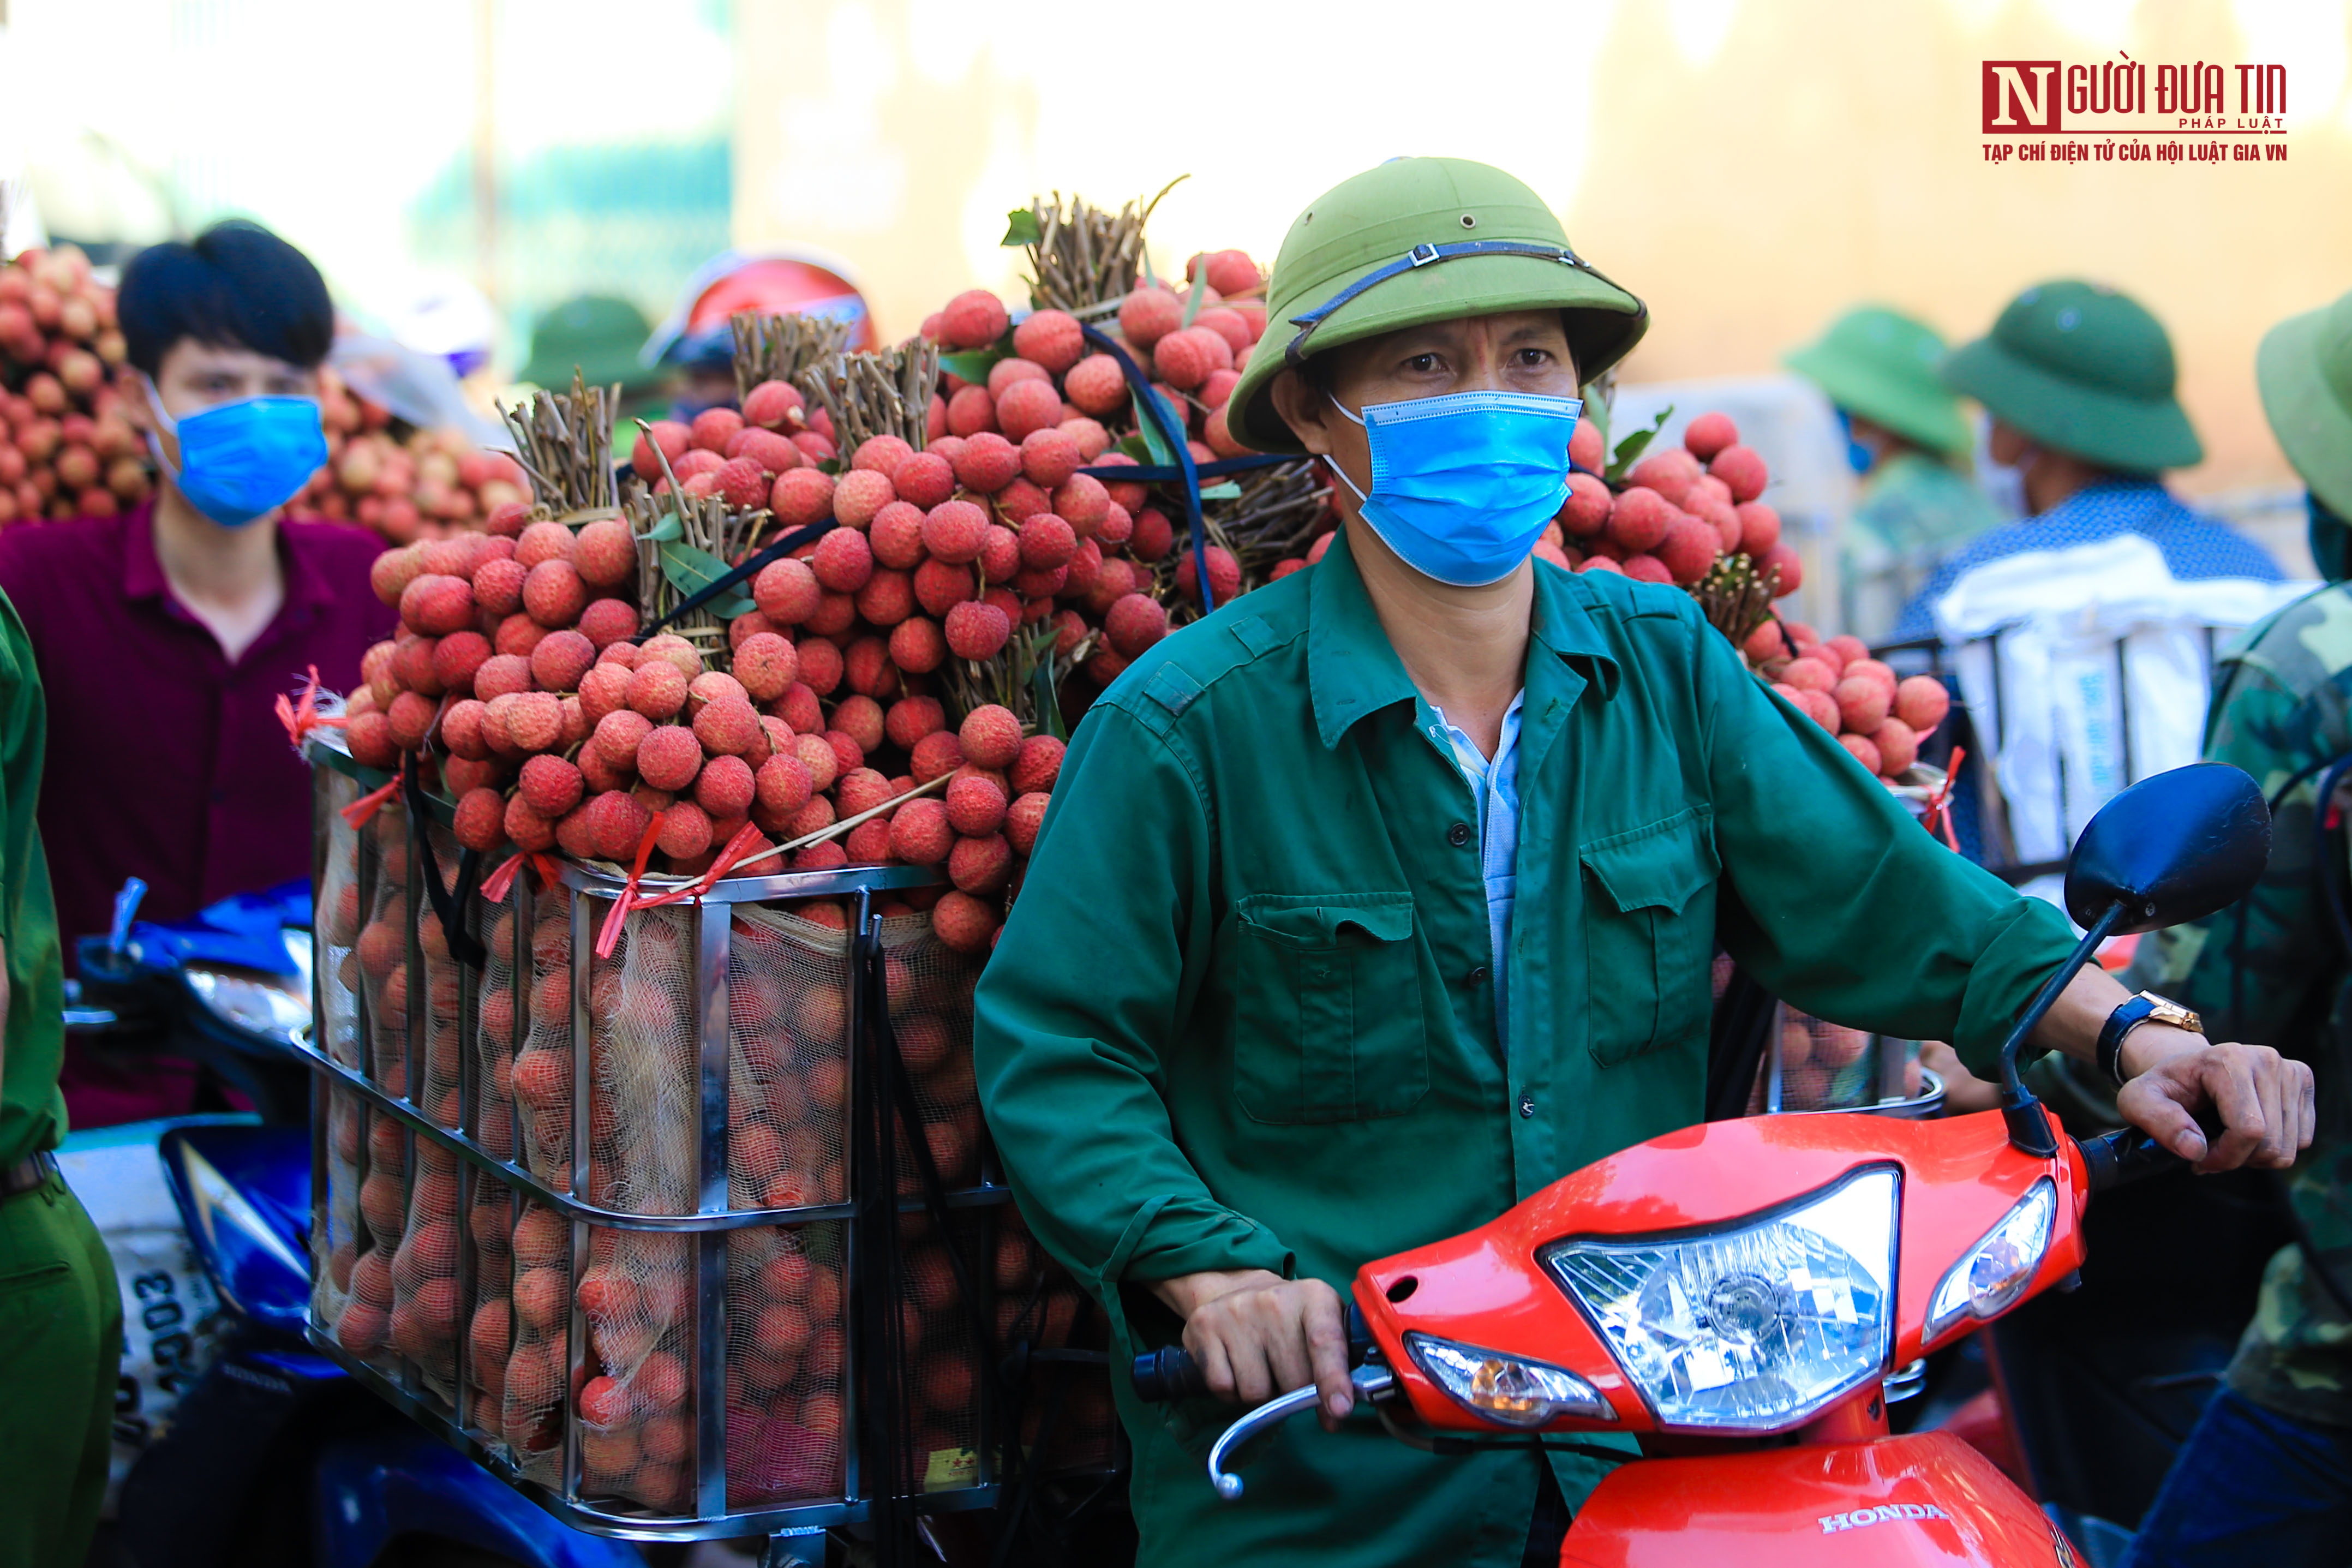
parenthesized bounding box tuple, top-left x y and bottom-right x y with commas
(1939, 279, 2201, 472)
(2256, 288, 2352, 524)
(1783, 306, 1972, 458)
(519, 295, 663, 393)
(1226, 158, 1647, 454)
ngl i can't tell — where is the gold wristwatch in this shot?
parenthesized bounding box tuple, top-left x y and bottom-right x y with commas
(2097, 991, 2204, 1085)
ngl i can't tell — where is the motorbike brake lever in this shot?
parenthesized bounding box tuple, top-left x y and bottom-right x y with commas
(1209, 1363, 1395, 1501)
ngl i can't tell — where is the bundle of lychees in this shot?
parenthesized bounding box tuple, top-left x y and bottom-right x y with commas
(1742, 620, 1953, 785)
(296, 372, 532, 543)
(0, 243, 145, 525)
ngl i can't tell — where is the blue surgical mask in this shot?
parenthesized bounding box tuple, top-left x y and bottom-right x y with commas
(146, 383, 328, 527)
(1327, 390, 1582, 586)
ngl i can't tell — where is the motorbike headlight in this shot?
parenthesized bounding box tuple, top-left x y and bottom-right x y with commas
(1404, 1334, 1615, 1428)
(1542, 1166, 1898, 1432)
(184, 966, 312, 1048)
(1925, 1178, 2055, 1344)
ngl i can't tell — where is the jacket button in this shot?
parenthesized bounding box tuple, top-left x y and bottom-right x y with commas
(1468, 966, 1490, 986)
(1447, 822, 1473, 847)
(1518, 1092, 1536, 1118)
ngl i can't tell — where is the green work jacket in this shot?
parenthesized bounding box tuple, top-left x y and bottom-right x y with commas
(973, 530, 2076, 1568)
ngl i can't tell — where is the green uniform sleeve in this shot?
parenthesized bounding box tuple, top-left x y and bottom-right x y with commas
(974, 699, 1291, 1338)
(2125, 658, 2344, 1047)
(1694, 617, 2078, 1075)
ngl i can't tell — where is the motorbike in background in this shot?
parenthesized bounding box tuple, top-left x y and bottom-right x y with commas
(1136, 764, 2274, 1566)
(64, 879, 644, 1568)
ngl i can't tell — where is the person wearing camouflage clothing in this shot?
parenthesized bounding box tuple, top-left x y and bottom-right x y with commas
(2120, 291, 2352, 1567)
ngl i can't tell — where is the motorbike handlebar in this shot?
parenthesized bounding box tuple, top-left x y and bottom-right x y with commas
(2078, 1107, 2224, 1194)
(1131, 1345, 1210, 1403)
(1131, 1301, 1374, 1402)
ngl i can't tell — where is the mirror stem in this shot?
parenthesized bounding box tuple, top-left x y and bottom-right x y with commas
(1997, 901, 2127, 1156)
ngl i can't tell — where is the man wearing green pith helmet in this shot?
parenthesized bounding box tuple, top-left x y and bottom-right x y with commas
(972, 159, 2310, 1567)
(1783, 307, 2002, 641)
(1891, 280, 2283, 642)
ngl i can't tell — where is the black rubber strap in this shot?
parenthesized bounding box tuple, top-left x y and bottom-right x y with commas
(401, 763, 487, 968)
(1077, 322, 1220, 614)
(635, 516, 839, 641)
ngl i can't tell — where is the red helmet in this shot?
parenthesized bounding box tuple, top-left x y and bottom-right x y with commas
(643, 250, 876, 371)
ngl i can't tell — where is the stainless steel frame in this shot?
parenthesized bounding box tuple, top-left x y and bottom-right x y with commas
(296, 739, 1092, 1547)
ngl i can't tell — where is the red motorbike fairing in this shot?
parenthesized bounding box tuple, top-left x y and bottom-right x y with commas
(1558, 1432, 2076, 1567)
(1354, 1109, 2090, 1434)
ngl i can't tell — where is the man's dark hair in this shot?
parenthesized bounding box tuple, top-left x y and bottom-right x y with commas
(119, 219, 334, 378)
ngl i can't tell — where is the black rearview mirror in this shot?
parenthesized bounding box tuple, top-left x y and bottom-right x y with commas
(2064, 763, 2272, 934)
(1997, 763, 2271, 1154)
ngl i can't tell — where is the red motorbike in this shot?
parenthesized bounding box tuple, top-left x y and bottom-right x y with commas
(1135, 763, 2270, 1565)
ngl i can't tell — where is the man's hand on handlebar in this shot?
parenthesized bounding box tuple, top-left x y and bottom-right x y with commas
(2115, 1026, 2313, 1172)
(1148, 1269, 1356, 1429)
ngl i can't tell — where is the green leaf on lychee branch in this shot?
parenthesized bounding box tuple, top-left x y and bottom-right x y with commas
(656, 540, 757, 621)
(1001, 210, 1043, 248)
(1198, 481, 1242, 500)
(939, 349, 1004, 383)
(1603, 404, 1674, 484)
(640, 511, 685, 544)
(1131, 391, 1183, 469)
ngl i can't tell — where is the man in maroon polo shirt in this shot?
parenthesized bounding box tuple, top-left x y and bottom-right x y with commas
(0, 220, 392, 1124)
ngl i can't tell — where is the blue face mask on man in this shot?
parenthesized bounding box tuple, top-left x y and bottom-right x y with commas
(145, 381, 328, 528)
(1326, 389, 1582, 586)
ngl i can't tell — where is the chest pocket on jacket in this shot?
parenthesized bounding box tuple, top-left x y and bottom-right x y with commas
(1580, 807, 1720, 1067)
(1230, 892, 1428, 1124)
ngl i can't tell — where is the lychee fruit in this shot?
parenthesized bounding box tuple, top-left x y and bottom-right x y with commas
(770, 468, 836, 527)
(930, 890, 1000, 955)
(472, 556, 527, 618)
(743, 381, 804, 432)
(753, 557, 823, 624)
(529, 629, 595, 693)
(910, 731, 964, 784)
(519, 754, 585, 817)
(694, 753, 757, 818)
(1605, 487, 1673, 553)
(631, 420, 692, 478)
(1834, 678, 1892, 734)
(1839, 732, 1884, 775)
(833, 469, 896, 529)
(692, 695, 762, 757)
(577, 597, 638, 649)
(1872, 717, 1920, 775)
(755, 754, 814, 819)
(996, 379, 1063, 444)
(1010, 734, 1063, 794)
(637, 726, 704, 792)
(942, 600, 1010, 661)
(921, 499, 988, 564)
(1625, 448, 1703, 508)
(939, 289, 1009, 351)
(1018, 513, 1076, 570)
(1104, 593, 1167, 658)
(453, 788, 507, 853)
(627, 660, 690, 721)
(1895, 676, 1950, 734)
(959, 705, 1022, 770)
(1012, 309, 1085, 373)
(1710, 445, 1768, 503)
(811, 528, 875, 593)
(1683, 411, 1739, 462)
(1117, 286, 1182, 350)
(888, 799, 953, 865)
(1657, 517, 1721, 585)
(523, 560, 586, 627)
(951, 432, 1020, 494)
(1063, 355, 1128, 418)
(1558, 472, 1612, 537)
(1174, 544, 1241, 606)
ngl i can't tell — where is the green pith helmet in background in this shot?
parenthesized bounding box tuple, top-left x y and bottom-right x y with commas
(1226, 157, 1648, 454)
(519, 295, 665, 395)
(1784, 306, 1973, 458)
(2257, 288, 2352, 526)
(1939, 279, 2201, 472)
